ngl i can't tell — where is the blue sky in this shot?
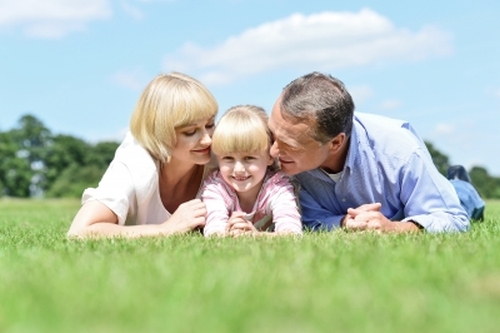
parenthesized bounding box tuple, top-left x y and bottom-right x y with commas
(1, 0, 499, 175)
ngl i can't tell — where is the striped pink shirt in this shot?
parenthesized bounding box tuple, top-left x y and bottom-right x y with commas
(201, 169, 302, 236)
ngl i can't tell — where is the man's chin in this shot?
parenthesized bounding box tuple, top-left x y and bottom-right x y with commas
(280, 163, 300, 176)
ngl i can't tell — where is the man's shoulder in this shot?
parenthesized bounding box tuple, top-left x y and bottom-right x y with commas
(353, 112, 425, 154)
(354, 112, 411, 133)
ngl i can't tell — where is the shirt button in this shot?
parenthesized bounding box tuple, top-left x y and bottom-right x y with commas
(342, 198, 346, 202)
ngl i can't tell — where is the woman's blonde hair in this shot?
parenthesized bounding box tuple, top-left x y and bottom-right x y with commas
(130, 72, 218, 163)
(212, 105, 273, 156)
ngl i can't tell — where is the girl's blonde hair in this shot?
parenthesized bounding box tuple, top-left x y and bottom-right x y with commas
(212, 105, 272, 156)
(130, 72, 218, 163)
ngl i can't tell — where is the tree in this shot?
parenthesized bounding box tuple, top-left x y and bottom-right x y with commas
(0, 114, 120, 198)
(44, 140, 119, 198)
(7, 115, 53, 196)
(45, 164, 105, 198)
(469, 166, 500, 199)
(85, 141, 119, 169)
(44, 134, 90, 191)
(425, 141, 450, 176)
(0, 131, 32, 197)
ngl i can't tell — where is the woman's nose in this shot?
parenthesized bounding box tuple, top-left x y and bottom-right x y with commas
(200, 130, 212, 145)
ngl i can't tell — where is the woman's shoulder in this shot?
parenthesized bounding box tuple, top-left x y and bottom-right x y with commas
(110, 132, 159, 197)
(114, 132, 153, 162)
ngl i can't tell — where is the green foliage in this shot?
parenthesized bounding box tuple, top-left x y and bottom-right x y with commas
(425, 141, 500, 199)
(0, 114, 119, 198)
(1, 114, 499, 198)
(1, 199, 500, 333)
(45, 164, 104, 198)
(470, 166, 500, 199)
(425, 141, 450, 175)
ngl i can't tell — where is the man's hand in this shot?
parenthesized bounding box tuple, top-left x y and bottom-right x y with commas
(342, 202, 420, 233)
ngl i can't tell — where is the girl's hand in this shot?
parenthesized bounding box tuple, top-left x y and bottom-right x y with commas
(227, 211, 257, 237)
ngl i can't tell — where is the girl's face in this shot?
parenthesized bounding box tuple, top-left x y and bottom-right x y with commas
(171, 116, 216, 165)
(217, 149, 274, 195)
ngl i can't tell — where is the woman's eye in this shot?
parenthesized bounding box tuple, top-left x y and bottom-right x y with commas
(183, 129, 197, 136)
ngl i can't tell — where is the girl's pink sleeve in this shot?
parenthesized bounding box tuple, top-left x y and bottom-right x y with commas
(201, 174, 231, 237)
(269, 176, 303, 235)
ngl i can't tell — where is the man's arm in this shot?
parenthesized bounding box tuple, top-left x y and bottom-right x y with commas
(398, 149, 470, 232)
(298, 187, 344, 231)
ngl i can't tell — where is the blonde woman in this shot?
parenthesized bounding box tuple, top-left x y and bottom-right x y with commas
(68, 72, 218, 238)
(202, 105, 302, 237)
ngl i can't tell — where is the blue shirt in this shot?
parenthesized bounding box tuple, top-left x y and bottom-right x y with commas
(294, 112, 470, 233)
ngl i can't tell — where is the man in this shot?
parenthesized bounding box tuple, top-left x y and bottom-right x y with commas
(268, 72, 470, 233)
(447, 165, 485, 221)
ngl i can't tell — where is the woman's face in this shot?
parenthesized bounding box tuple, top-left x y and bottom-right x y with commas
(171, 116, 216, 165)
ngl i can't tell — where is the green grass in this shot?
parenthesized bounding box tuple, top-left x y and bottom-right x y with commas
(1, 199, 500, 333)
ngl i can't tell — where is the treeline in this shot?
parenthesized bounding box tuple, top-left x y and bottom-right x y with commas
(1, 114, 500, 199)
(0, 115, 119, 198)
(426, 142, 500, 198)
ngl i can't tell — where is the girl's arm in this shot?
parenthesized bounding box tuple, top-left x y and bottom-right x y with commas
(269, 177, 303, 235)
(201, 177, 232, 237)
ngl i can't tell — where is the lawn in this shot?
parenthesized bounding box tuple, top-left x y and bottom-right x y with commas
(1, 199, 500, 333)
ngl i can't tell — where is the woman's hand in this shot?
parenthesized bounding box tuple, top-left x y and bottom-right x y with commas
(162, 199, 207, 235)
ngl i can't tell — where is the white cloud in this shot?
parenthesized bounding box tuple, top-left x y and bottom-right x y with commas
(378, 99, 402, 111)
(348, 85, 374, 104)
(0, 0, 112, 38)
(109, 68, 149, 91)
(493, 87, 500, 98)
(121, 1, 144, 21)
(163, 8, 453, 85)
(433, 123, 455, 135)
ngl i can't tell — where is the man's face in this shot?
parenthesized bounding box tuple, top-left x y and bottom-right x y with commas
(268, 100, 332, 176)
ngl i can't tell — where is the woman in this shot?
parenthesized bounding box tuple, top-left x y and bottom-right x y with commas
(67, 72, 218, 238)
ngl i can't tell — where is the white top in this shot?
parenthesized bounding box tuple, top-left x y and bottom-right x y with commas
(82, 132, 216, 226)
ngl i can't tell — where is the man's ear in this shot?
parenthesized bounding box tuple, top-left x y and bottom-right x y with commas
(328, 133, 346, 153)
(267, 154, 275, 166)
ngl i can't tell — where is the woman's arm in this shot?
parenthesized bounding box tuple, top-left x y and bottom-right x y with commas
(67, 199, 207, 239)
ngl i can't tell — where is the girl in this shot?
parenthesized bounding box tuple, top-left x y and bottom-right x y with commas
(202, 105, 302, 237)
